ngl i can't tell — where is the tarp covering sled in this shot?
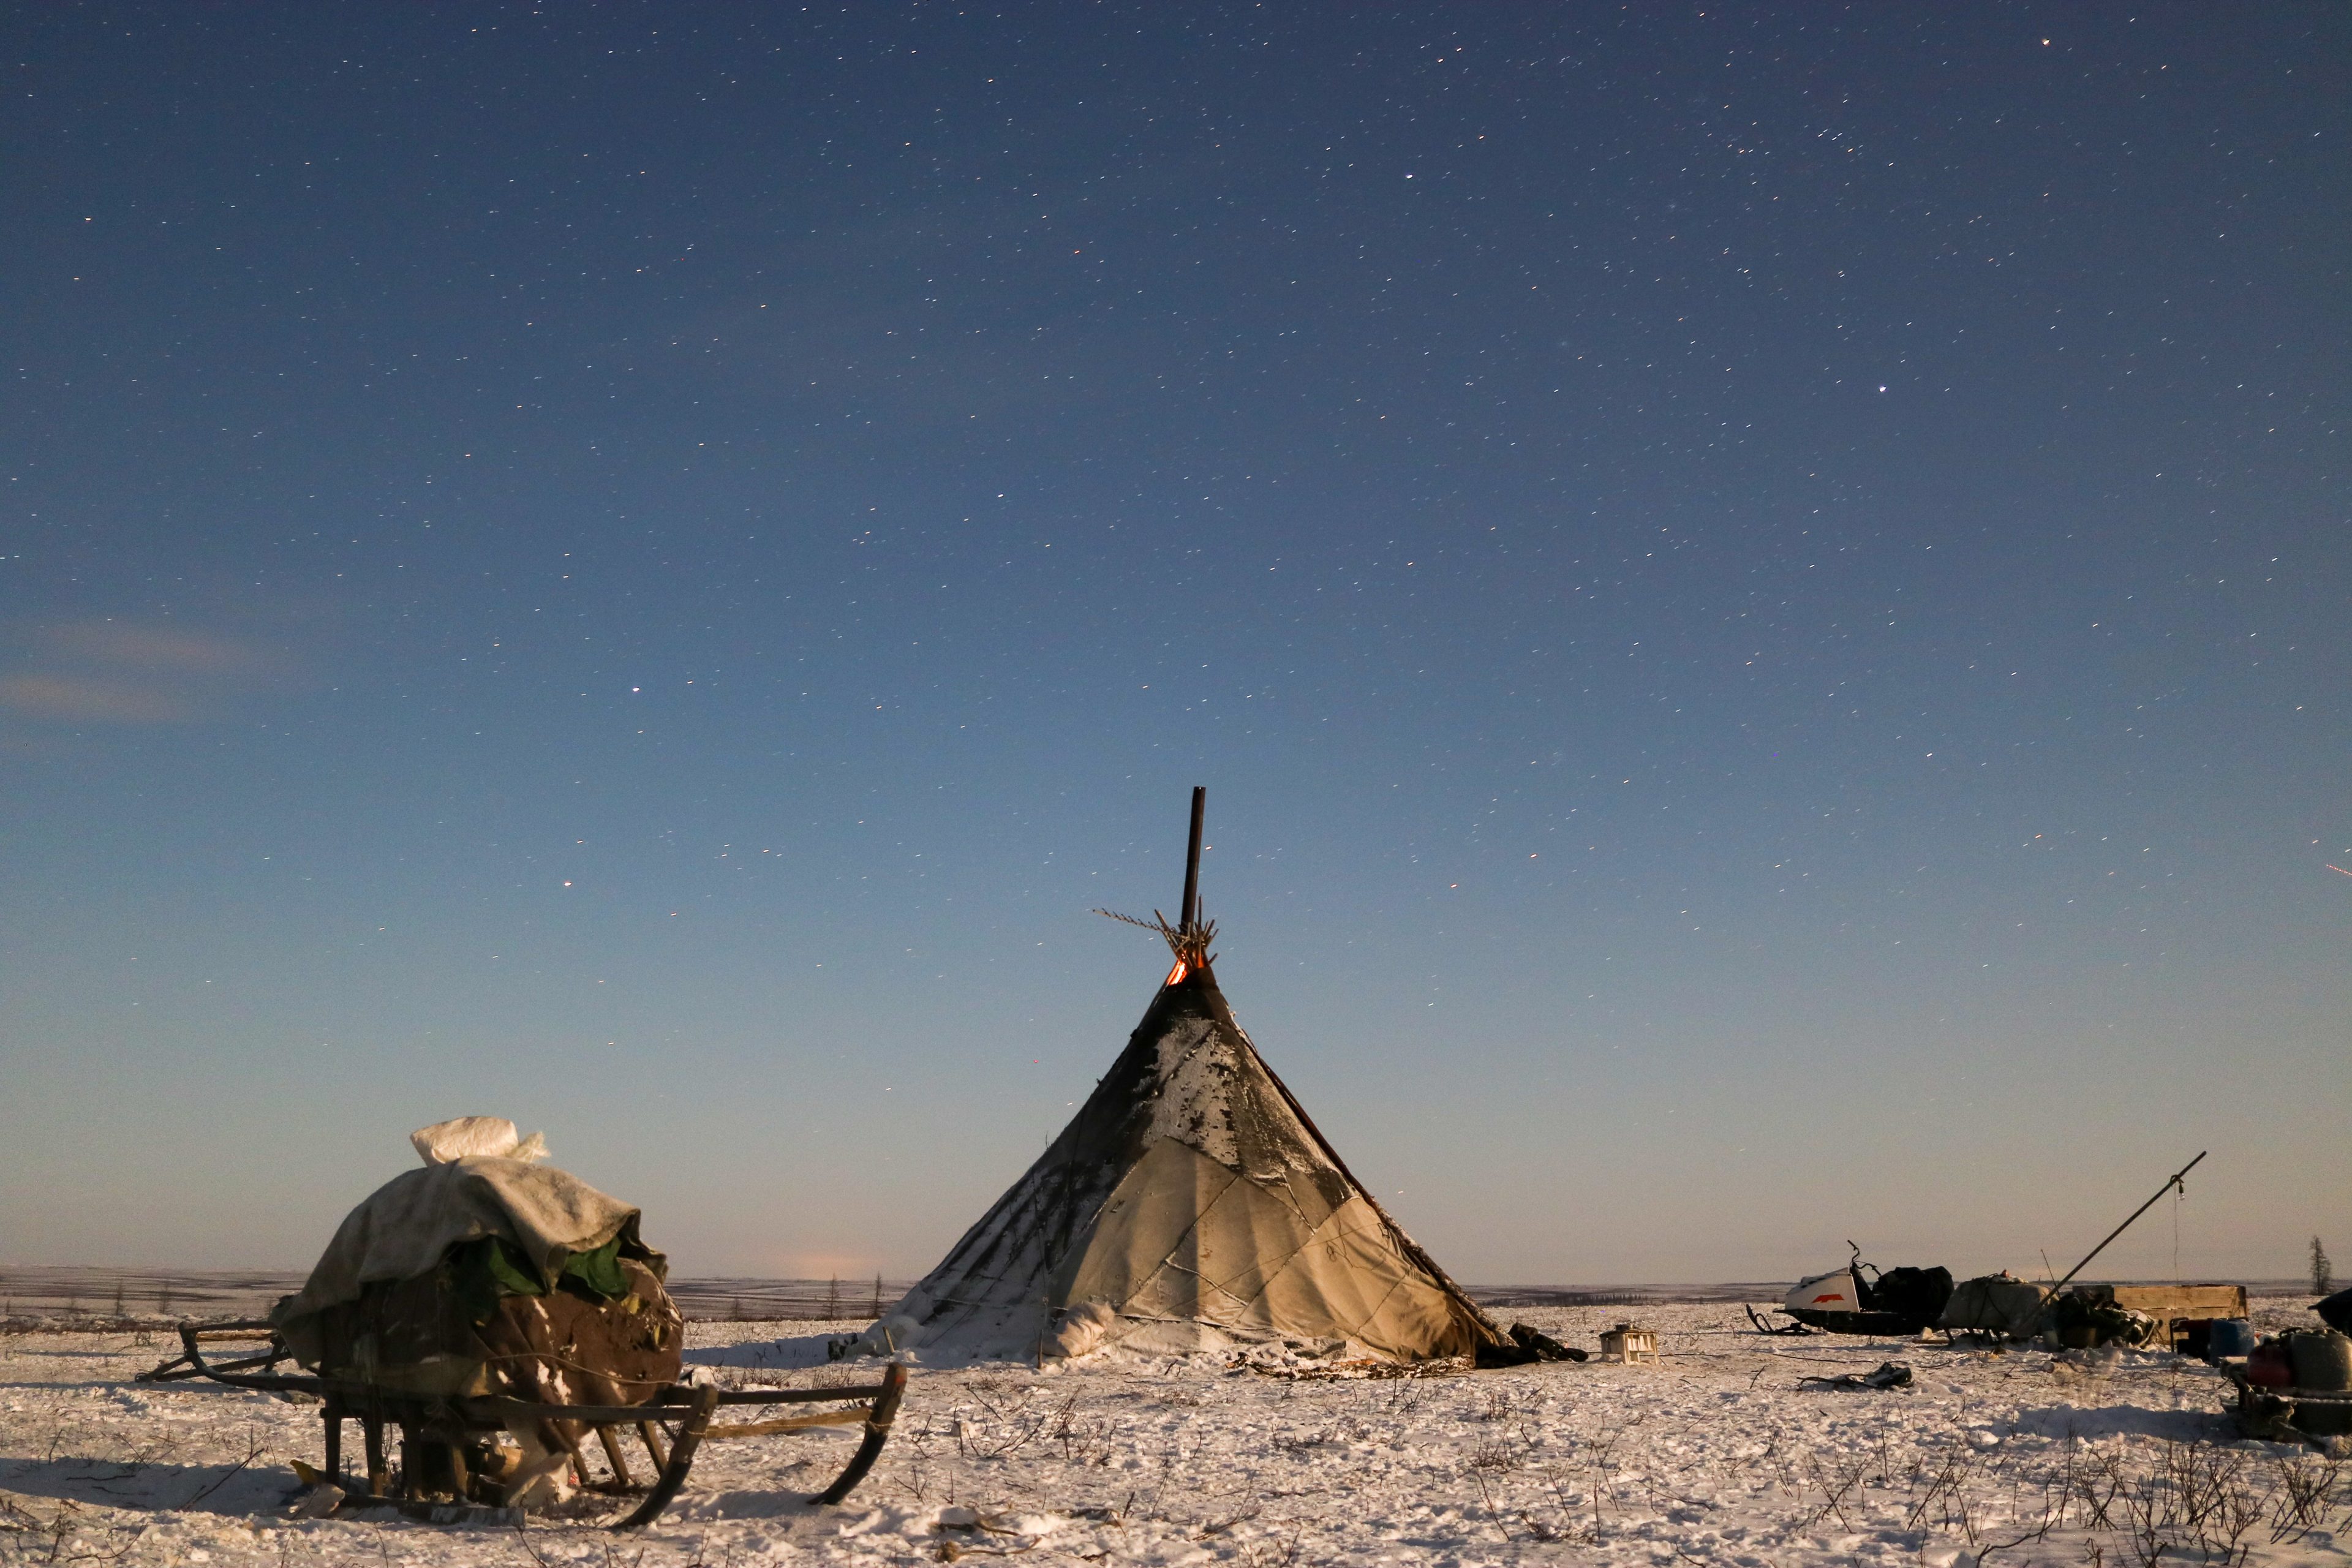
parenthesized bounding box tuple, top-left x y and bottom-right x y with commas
(1937, 1273, 2048, 1340)
(146, 1118, 908, 1525)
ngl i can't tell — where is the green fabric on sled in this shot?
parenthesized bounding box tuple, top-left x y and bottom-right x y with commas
(446, 1233, 629, 1324)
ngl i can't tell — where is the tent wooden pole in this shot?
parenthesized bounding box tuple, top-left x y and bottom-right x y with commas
(1182, 786, 1205, 927)
(2041, 1150, 2207, 1300)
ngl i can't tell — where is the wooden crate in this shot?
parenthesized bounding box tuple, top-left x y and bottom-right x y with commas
(1597, 1323, 1659, 1365)
(2069, 1284, 2247, 1351)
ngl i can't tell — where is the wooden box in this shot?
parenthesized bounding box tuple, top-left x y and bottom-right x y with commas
(1598, 1323, 1659, 1364)
(2068, 1284, 2248, 1351)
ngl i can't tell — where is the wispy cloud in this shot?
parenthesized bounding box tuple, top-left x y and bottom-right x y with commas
(0, 621, 281, 725)
(44, 623, 270, 676)
(0, 673, 192, 723)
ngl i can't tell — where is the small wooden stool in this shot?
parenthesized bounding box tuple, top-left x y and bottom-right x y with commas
(1598, 1323, 1659, 1364)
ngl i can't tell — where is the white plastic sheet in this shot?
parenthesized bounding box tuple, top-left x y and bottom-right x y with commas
(409, 1115, 549, 1166)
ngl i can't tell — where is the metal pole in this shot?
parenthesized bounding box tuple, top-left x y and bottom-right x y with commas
(1181, 786, 1205, 928)
(2044, 1150, 2207, 1299)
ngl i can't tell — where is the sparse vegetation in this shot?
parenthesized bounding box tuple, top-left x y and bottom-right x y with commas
(6, 1294, 2348, 1566)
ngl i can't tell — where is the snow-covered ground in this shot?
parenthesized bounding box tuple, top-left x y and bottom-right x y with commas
(4, 1296, 2345, 1566)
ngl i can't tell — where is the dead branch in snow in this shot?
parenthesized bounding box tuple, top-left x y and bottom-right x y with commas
(1801, 1452, 1868, 1531)
(175, 1428, 267, 1511)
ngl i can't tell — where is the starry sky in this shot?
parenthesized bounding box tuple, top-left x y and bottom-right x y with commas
(4, 3, 2346, 1289)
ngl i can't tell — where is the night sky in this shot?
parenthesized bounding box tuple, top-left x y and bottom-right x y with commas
(5, 4, 2346, 1287)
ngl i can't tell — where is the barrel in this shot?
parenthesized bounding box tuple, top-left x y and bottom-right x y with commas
(2245, 1340, 2296, 1389)
(2287, 1330, 2352, 1393)
(2204, 1319, 2256, 1360)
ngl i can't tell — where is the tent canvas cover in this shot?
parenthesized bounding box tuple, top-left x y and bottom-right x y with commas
(866, 802, 1505, 1365)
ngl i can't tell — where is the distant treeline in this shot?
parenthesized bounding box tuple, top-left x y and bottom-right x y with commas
(1469, 1284, 1790, 1309)
(0, 1267, 918, 1326)
(3, 1267, 2315, 1330)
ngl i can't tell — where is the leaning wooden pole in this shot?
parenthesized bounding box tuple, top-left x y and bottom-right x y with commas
(2043, 1150, 2209, 1300)
(1181, 786, 1206, 928)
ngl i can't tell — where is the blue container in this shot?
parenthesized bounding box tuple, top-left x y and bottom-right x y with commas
(2206, 1318, 2256, 1360)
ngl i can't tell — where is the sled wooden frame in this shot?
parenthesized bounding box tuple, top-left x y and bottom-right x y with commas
(140, 1321, 909, 1526)
(2228, 1372, 2352, 1449)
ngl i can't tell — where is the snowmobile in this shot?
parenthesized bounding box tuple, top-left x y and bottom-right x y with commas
(1750, 1153, 2209, 1342)
(1750, 1242, 1953, 1336)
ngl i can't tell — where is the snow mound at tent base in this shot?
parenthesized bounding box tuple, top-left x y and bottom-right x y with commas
(844, 1296, 1360, 1367)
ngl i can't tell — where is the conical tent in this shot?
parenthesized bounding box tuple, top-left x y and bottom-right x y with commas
(866, 793, 1505, 1364)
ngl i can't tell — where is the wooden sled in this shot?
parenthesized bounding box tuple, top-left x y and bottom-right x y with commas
(2228, 1371, 2352, 1449)
(140, 1321, 908, 1526)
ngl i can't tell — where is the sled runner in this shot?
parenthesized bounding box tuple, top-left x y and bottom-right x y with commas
(139, 1118, 910, 1526)
(143, 1319, 908, 1526)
